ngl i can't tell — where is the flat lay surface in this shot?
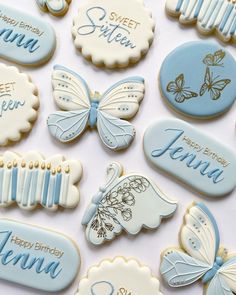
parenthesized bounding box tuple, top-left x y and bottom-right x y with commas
(0, 0, 235, 294)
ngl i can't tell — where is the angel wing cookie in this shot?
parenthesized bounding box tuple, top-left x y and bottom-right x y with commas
(82, 162, 177, 245)
(160, 202, 236, 295)
(47, 65, 145, 151)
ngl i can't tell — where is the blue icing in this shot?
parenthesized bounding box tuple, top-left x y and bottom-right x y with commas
(89, 101, 99, 128)
(0, 219, 80, 292)
(143, 118, 236, 197)
(160, 41, 236, 118)
(0, 4, 56, 65)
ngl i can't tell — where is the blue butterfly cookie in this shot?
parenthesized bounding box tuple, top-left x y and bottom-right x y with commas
(160, 202, 236, 295)
(159, 41, 236, 119)
(47, 65, 145, 151)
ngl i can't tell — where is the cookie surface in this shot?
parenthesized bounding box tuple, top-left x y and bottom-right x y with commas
(0, 151, 82, 210)
(82, 162, 177, 245)
(0, 219, 80, 292)
(0, 4, 56, 65)
(36, 0, 72, 16)
(72, 0, 155, 68)
(143, 118, 236, 197)
(159, 42, 236, 118)
(75, 257, 163, 295)
(165, 0, 236, 42)
(0, 64, 39, 145)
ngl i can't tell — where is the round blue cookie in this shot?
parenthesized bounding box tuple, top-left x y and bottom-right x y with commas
(159, 41, 236, 118)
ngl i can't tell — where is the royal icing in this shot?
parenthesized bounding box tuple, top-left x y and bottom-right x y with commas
(0, 4, 56, 65)
(0, 219, 80, 292)
(75, 257, 163, 295)
(72, 0, 155, 68)
(0, 151, 82, 210)
(159, 41, 236, 118)
(143, 118, 236, 197)
(0, 64, 39, 145)
(47, 65, 145, 151)
(36, 0, 71, 16)
(165, 0, 236, 42)
(82, 162, 177, 245)
(160, 202, 236, 295)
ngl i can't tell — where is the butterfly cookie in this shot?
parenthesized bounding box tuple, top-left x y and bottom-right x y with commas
(82, 162, 177, 245)
(160, 202, 236, 295)
(36, 0, 71, 16)
(47, 66, 145, 151)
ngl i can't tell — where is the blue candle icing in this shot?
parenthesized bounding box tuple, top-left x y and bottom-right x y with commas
(0, 4, 56, 65)
(0, 219, 80, 292)
(143, 118, 236, 197)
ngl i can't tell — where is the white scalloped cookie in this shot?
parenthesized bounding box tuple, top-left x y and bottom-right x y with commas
(75, 257, 163, 295)
(72, 0, 155, 68)
(0, 64, 39, 145)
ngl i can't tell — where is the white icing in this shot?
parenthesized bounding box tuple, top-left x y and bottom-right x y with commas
(0, 64, 39, 145)
(75, 257, 163, 295)
(72, 0, 155, 68)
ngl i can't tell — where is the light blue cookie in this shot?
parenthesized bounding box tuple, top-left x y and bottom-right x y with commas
(143, 118, 236, 197)
(0, 4, 56, 66)
(159, 41, 236, 118)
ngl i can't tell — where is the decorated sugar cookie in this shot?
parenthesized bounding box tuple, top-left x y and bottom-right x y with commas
(160, 202, 236, 295)
(0, 219, 80, 292)
(166, 0, 236, 42)
(75, 257, 163, 295)
(82, 162, 177, 245)
(47, 65, 145, 151)
(143, 118, 236, 197)
(0, 4, 56, 65)
(0, 64, 39, 146)
(72, 0, 155, 68)
(36, 0, 72, 16)
(0, 151, 82, 210)
(159, 42, 236, 118)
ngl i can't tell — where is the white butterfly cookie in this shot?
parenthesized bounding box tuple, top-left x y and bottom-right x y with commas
(36, 0, 71, 16)
(82, 162, 177, 245)
(47, 65, 145, 151)
(160, 202, 236, 295)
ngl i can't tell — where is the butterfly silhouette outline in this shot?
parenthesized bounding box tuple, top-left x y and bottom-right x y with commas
(203, 50, 226, 67)
(199, 67, 231, 100)
(47, 65, 145, 151)
(166, 74, 198, 103)
(160, 202, 236, 295)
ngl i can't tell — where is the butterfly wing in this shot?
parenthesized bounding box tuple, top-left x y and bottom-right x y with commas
(206, 273, 233, 295)
(200, 67, 211, 96)
(203, 50, 225, 67)
(167, 74, 184, 93)
(180, 203, 220, 267)
(160, 249, 210, 287)
(52, 65, 91, 111)
(214, 257, 236, 293)
(98, 77, 145, 119)
(96, 110, 135, 151)
(47, 110, 89, 142)
(175, 89, 198, 103)
(210, 79, 231, 100)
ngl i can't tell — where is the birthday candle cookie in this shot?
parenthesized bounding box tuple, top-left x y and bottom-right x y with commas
(159, 41, 236, 119)
(165, 0, 236, 42)
(36, 0, 72, 16)
(0, 4, 56, 66)
(0, 151, 82, 210)
(0, 64, 39, 146)
(72, 0, 155, 68)
(0, 219, 80, 292)
(47, 65, 145, 151)
(82, 162, 177, 245)
(75, 257, 163, 295)
(143, 118, 236, 197)
(160, 202, 236, 295)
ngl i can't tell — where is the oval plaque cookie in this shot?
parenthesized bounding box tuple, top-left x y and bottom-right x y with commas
(143, 119, 236, 197)
(0, 64, 39, 145)
(75, 257, 163, 295)
(0, 4, 56, 66)
(72, 0, 155, 68)
(159, 42, 236, 119)
(0, 219, 80, 291)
